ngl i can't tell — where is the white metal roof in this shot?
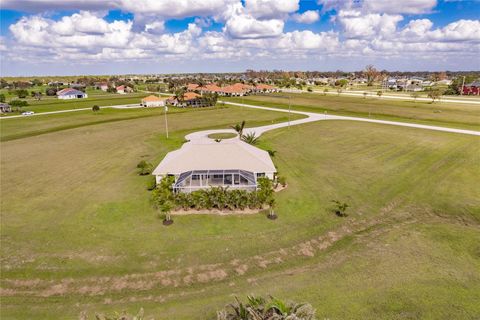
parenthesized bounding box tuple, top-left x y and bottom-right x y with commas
(153, 139, 276, 175)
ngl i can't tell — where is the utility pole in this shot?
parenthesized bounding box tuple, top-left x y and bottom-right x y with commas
(164, 104, 169, 139)
(460, 76, 466, 96)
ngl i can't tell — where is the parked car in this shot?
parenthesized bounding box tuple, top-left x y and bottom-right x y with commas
(21, 111, 35, 116)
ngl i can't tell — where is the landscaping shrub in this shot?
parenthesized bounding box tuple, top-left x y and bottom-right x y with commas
(277, 176, 287, 187)
(146, 176, 156, 191)
(331, 200, 349, 217)
(151, 177, 275, 211)
(217, 295, 316, 320)
(136, 160, 153, 175)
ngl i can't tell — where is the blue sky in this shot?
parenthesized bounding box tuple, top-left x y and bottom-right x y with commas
(0, 0, 479, 76)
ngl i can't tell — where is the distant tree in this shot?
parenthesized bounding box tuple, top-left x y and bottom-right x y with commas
(376, 91, 382, 99)
(15, 89, 28, 99)
(363, 65, 379, 86)
(427, 88, 443, 103)
(34, 92, 43, 100)
(10, 100, 29, 111)
(363, 92, 368, 99)
(336, 88, 342, 96)
(323, 88, 329, 96)
(336, 79, 349, 87)
(92, 105, 100, 112)
(46, 88, 57, 96)
(107, 86, 117, 93)
(0, 93, 5, 103)
(307, 87, 313, 92)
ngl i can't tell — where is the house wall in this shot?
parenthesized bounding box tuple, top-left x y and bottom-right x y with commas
(144, 100, 165, 107)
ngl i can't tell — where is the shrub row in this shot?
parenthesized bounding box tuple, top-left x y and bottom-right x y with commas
(151, 176, 275, 212)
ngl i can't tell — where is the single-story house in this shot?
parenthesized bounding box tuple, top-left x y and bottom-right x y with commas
(187, 83, 199, 91)
(0, 103, 12, 113)
(152, 139, 276, 193)
(56, 88, 88, 99)
(168, 92, 206, 107)
(116, 85, 132, 94)
(463, 81, 480, 95)
(95, 82, 109, 91)
(141, 95, 167, 107)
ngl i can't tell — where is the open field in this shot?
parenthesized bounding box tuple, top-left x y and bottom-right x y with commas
(223, 92, 480, 130)
(1, 103, 479, 319)
(0, 105, 303, 142)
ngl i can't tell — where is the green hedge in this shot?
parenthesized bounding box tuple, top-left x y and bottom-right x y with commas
(151, 176, 274, 211)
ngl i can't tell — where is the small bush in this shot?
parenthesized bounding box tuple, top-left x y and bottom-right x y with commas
(146, 175, 156, 190)
(92, 105, 100, 112)
(331, 200, 349, 217)
(137, 160, 153, 175)
(277, 176, 287, 187)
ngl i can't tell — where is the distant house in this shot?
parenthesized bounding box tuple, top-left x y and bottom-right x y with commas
(0, 103, 12, 113)
(255, 83, 277, 93)
(116, 85, 125, 94)
(96, 82, 109, 91)
(168, 92, 206, 107)
(463, 81, 480, 95)
(187, 83, 199, 91)
(56, 88, 88, 99)
(141, 95, 167, 107)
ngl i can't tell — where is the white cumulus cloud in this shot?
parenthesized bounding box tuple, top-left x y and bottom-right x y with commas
(291, 10, 320, 24)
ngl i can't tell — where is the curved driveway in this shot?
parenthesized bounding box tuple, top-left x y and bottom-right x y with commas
(185, 101, 480, 143)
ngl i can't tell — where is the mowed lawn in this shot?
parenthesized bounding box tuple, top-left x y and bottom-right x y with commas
(223, 92, 480, 130)
(1, 91, 149, 115)
(1, 106, 479, 319)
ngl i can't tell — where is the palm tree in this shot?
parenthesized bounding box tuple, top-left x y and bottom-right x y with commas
(161, 200, 174, 225)
(217, 295, 316, 320)
(231, 120, 246, 137)
(267, 196, 277, 220)
(241, 132, 260, 145)
(175, 88, 186, 106)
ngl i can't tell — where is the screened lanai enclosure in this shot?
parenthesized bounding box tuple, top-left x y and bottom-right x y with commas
(152, 139, 277, 194)
(173, 170, 259, 192)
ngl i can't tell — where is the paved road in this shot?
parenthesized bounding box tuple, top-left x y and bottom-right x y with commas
(312, 90, 480, 105)
(185, 101, 480, 143)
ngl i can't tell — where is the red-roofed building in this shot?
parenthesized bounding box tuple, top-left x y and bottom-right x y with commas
(463, 81, 480, 95)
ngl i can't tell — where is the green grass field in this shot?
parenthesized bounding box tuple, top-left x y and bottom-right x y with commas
(1, 102, 479, 319)
(223, 92, 480, 130)
(1, 91, 148, 115)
